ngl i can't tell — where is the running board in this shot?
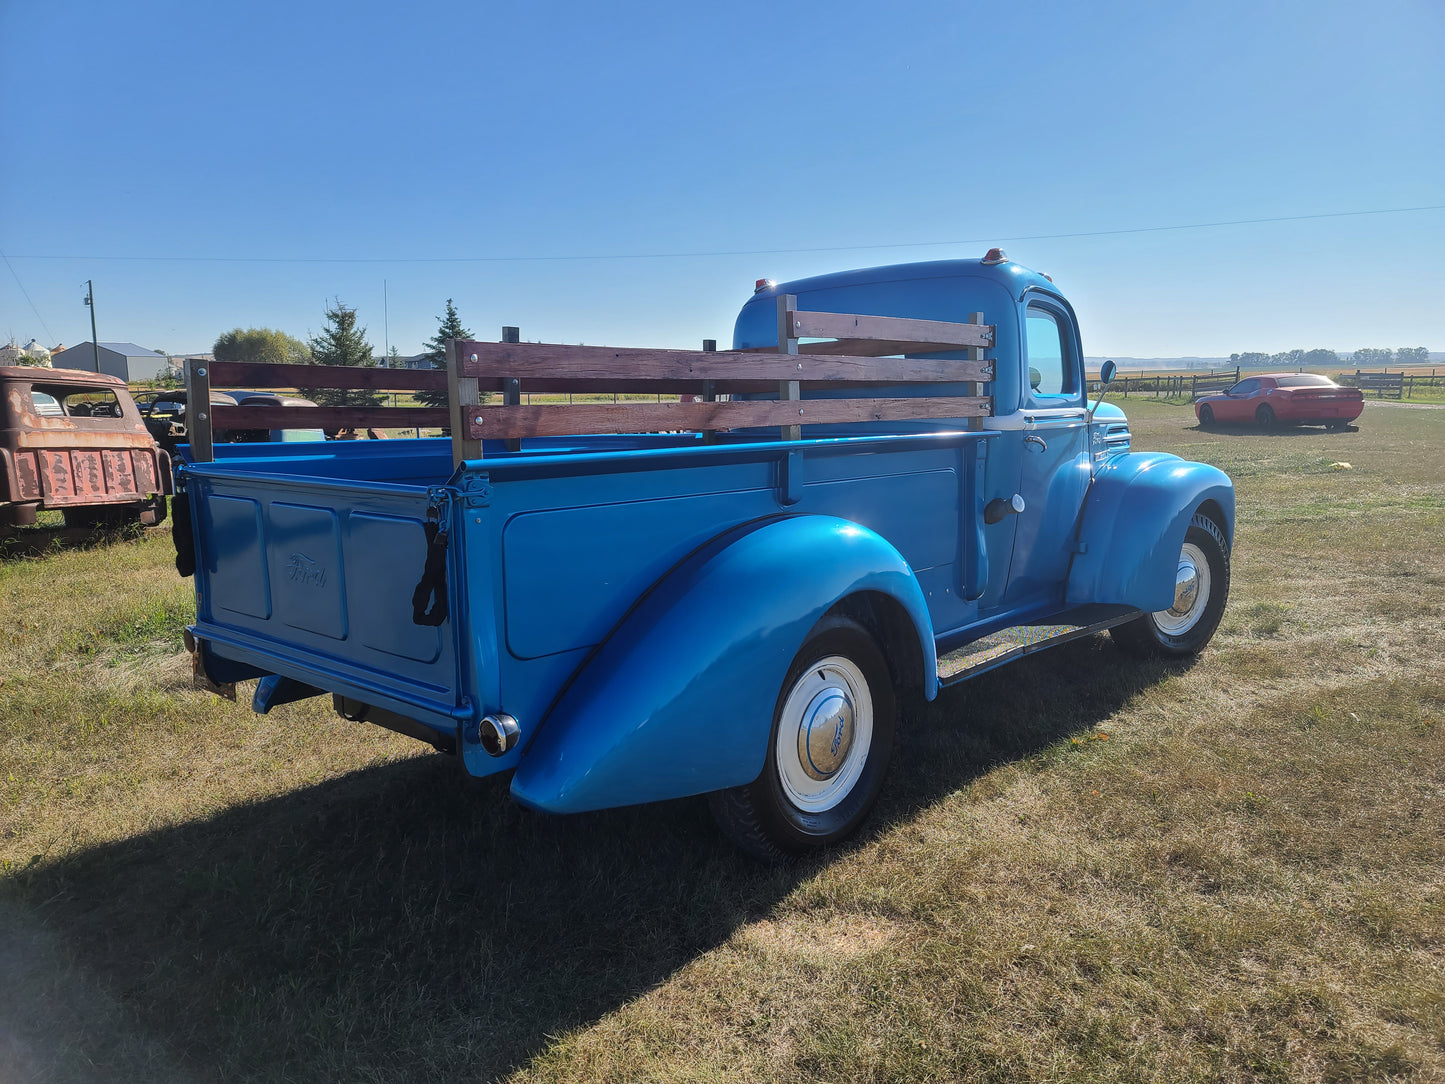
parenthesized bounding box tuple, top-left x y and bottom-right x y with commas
(937, 606, 1142, 686)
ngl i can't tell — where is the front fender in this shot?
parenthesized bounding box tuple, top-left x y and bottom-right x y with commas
(510, 515, 936, 814)
(1066, 452, 1234, 612)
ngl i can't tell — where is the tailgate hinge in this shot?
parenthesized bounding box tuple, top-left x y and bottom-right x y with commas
(456, 473, 493, 509)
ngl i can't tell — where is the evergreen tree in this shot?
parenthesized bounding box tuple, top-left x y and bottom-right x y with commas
(303, 300, 383, 408)
(417, 298, 478, 407)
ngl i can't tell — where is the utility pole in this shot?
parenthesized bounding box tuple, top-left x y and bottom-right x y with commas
(83, 280, 99, 372)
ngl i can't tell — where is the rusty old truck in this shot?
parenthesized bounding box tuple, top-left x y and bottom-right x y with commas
(1, 365, 171, 529)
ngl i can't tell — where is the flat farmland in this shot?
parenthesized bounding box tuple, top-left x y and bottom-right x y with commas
(2, 400, 1442, 1083)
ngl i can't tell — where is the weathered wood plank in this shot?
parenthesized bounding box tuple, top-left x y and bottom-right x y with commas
(788, 309, 994, 349)
(184, 358, 214, 462)
(456, 341, 991, 384)
(778, 294, 801, 441)
(447, 338, 482, 462)
(206, 361, 446, 392)
(965, 312, 986, 433)
(461, 396, 991, 440)
(792, 337, 994, 362)
(212, 405, 451, 430)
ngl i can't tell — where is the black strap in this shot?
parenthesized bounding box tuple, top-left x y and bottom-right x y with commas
(174, 489, 196, 578)
(411, 521, 450, 626)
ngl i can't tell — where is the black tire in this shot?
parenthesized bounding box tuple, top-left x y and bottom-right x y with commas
(1110, 513, 1230, 659)
(138, 494, 168, 527)
(1326, 420, 1347, 431)
(1255, 404, 1276, 429)
(709, 614, 897, 861)
(1197, 405, 1214, 427)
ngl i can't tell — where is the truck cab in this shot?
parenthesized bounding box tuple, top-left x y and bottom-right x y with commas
(733, 256, 1158, 629)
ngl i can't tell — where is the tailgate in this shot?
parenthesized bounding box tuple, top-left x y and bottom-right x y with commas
(182, 465, 466, 731)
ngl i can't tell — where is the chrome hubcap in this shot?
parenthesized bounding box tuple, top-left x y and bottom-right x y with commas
(1153, 541, 1210, 635)
(798, 688, 855, 780)
(777, 656, 873, 812)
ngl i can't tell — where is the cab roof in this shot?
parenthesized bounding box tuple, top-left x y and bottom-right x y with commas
(0, 365, 127, 388)
(751, 256, 1060, 303)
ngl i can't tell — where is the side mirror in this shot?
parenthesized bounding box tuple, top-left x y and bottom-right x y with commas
(1087, 360, 1117, 423)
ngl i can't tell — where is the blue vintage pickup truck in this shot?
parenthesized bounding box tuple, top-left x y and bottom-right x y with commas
(176, 253, 1233, 858)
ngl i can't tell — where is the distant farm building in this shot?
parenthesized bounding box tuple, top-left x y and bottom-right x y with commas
(377, 352, 434, 369)
(53, 342, 171, 382)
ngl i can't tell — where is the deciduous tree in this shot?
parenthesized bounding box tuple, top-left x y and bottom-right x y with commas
(213, 327, 312, 367)
(1352, 347, 1393, 368)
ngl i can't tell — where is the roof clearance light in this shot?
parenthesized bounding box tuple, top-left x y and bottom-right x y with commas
(981, 248, 1007, 265)
(754, 278, 775, 293)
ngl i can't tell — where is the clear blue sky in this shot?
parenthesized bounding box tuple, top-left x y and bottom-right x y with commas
(2, 0, 1442, 360)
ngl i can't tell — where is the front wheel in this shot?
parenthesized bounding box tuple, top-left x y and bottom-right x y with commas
(1197, 405, 1214, 427)
(1110, 514, 1230, 659)
(709, 614, 897, 860)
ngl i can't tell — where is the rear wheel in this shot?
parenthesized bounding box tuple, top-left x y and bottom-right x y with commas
(1255, 404, 1276, 429)
(1326, 419, 1348, 431)
(709, 614, 897, 860)
(1111, 514, 1230, 659)
(1197, 405, 1214, 427)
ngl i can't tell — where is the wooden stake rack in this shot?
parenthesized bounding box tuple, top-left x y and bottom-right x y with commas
(448, 296, 994, 462)
(181, 298, 995, 467)
(184, 360, 448, 463)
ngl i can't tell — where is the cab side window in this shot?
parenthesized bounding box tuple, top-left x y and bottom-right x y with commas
(1231, 379, 1260, 396)
(1024, 305, 1076, 402)
(30, 391, 64, 417)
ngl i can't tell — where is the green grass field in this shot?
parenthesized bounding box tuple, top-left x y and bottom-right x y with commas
(2, 400, 1442, 1082)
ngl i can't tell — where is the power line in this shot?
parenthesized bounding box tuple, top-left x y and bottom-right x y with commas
(0, 247, 58, 343)
(6, 203, 1444, 267)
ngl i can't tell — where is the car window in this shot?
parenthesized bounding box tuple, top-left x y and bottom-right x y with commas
(61, 390, 125, 418)
(29, 386, 126, 419)
(1231, 379, 1260, 395)
(1277, 374, 1334, 388)
(30, 390, 64, 417)
(1024, 306, 1072, 398)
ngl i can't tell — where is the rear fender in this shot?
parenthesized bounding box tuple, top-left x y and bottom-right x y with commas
(1066, 452, 1234, 612)
(510, 515, 936, 814)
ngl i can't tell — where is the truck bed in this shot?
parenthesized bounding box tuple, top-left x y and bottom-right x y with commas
(182, 431, 993, 770)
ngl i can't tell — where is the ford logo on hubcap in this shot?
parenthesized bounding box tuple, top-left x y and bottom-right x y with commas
(799, 688, 854, 780)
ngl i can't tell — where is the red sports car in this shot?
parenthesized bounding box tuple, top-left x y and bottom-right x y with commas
(1195, 373, 1364, 429)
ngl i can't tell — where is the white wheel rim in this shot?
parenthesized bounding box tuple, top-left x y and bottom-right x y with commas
(775, 655, 873, 813)
(1153, 541, 1210, 635)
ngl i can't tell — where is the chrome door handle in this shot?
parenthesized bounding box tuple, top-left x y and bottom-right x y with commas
(1025, 434, 1048, 452)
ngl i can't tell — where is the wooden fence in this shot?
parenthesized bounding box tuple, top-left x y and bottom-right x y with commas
(1336, 369, 1445, 399)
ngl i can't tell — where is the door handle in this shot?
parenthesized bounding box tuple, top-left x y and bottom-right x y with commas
(1024, 434, 1048, 452)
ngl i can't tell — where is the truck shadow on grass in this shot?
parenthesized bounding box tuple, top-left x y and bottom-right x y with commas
(0, 522, 154, 561)
(0, 637, 1188, 1083)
